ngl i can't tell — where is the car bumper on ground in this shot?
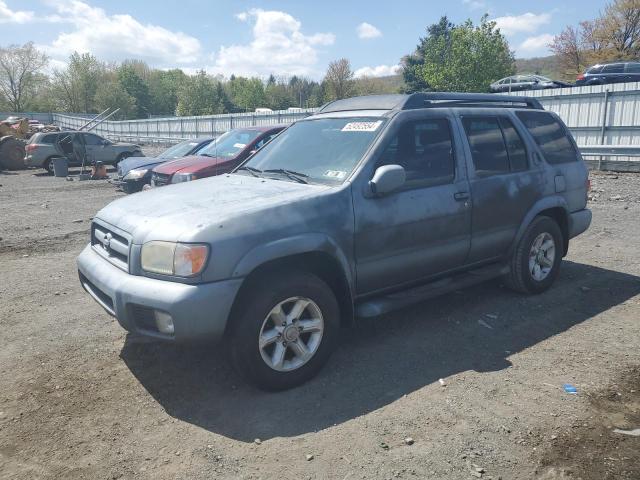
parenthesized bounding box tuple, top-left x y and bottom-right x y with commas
(569, 208, 592, 239)
(77, 244, 242, 342)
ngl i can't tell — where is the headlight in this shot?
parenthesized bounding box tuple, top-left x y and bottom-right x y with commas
(141, 241, 209, 277)
(123, 168, 148, 181)
(171, 172, 197, 183)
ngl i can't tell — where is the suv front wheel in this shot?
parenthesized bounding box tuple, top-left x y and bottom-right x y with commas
(229, 270, 339, 391)
(505, 216, 563, 294)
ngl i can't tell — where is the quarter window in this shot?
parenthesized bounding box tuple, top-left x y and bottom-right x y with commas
(378, 118, 455, 188)
(515, 111, 578, 164)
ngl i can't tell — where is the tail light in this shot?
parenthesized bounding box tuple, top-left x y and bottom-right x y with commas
(576, 73, 585, 81)
(25, 144, 38, 153)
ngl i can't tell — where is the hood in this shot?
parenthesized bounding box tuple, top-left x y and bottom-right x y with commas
(95, 173, 331, 244)
(118, 156, 166, 175)
(153, 155, 225, 175)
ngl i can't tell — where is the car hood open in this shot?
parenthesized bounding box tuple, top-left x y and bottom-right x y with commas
(95, 173, 331, 244)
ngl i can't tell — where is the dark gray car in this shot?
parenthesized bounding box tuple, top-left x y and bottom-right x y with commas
(77, 93, 591, 390)
(575, 61, 640, 86)
(490, 74, 571, 92)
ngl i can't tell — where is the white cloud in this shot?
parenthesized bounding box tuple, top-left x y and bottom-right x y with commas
(42, 1, 201, 66)
(518, 33, 555, 56)
(493, 12, 552, 36)
(354, 64, 401, 78)
(213, 9, 335, 77)
(0, 0, 33, 23)
(462, 0, 487, 11)
(357, 22, 382, 39)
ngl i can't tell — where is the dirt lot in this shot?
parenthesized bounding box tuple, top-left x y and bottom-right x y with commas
(1, 166, 639, 480)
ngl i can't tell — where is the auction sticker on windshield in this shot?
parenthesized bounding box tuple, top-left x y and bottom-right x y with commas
(341, 120, 383, 132)
(233, 143, 246, 148)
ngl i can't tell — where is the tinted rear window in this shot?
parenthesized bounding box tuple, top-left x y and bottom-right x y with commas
(516, 111, 577, 164)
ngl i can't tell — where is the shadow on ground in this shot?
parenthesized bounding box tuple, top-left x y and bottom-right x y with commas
(120, 261, 640, 442)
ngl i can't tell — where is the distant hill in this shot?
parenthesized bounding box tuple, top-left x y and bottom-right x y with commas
(515, 55, 570, 81)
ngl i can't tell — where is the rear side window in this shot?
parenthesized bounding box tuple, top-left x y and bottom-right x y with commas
(499, 118, 528, 171)
(462, 117, 510, 175)
(516, 111, 578, 164)
(603, 63, 624, 73)
(586, 66, 603, 74)
(625, 63, 640, 73)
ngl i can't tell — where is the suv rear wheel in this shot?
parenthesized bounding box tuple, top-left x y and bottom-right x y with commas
(44, 157, 56, 175)
(229, 270, 339, 391)
(505, 216, 563, 294)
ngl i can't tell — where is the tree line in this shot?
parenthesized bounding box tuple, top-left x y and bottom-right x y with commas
(0, 47, 400, 119)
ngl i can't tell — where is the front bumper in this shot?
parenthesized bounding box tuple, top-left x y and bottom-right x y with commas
(77, 244, 242, 342)
(569, 208, 592, 239)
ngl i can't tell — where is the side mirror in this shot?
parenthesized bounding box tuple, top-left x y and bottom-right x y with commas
(369, 164, 405, 197)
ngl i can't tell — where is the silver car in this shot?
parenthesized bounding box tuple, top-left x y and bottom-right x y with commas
(490, 75, 570, 93)
(24, 131, 142, 174)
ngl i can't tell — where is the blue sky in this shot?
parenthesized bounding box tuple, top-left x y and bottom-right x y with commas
(0, 0, 606, 79)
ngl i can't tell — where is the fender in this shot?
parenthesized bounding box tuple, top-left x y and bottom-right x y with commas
(509, 195, 569, 256)
(232, 232, 354, 291)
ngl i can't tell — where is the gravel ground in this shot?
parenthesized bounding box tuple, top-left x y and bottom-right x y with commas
(0, 166, 639, 480)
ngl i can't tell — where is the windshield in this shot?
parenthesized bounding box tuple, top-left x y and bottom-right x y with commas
(159, 139, 202, 159)
(239, 117, 385, 184)
(198, 129, 261, 158)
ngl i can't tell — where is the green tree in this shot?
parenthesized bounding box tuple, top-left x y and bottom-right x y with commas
(227, 76, 267, 112)
(118, 64, 151, 118)
(402, 16, 454, 93)
(417, 16, 515, 92)
(148, 69, 187, 115)
(176, 71, 228, 116)
(94, 78, 137, 119)
(52, 52, 103, 113)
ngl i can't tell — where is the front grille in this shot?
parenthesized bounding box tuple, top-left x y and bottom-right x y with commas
(91, 222, 130, 271)
(151, 172, 170, 187)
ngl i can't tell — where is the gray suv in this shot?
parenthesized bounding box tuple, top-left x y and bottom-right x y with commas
(25, 131, 142, 174)
(77, 93, 592, 390)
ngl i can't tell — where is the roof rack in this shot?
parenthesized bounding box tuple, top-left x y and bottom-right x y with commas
(317, 92, 543, 113)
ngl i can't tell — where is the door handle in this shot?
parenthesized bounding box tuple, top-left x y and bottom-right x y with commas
(454, 191, 470, 201)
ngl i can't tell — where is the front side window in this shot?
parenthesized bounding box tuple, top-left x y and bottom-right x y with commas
(199, 129, 262, 158)
(378, 118, 455, 188)
(462, 117, 510, 175)
(241, 117, 386, 184)
(515, 111, 577, 164)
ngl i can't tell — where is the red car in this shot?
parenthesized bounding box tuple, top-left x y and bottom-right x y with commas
(149, 125, 286, 187)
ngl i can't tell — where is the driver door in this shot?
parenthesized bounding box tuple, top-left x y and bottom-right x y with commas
(352, 112, 472, 294)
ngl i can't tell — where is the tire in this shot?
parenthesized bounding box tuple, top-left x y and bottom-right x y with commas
(115, 152, 132, 165)
(504, 216, 563, 294)
(43, 157, 56, 175)
(0, 138, 26, 170)
(229, 270, 340, 391)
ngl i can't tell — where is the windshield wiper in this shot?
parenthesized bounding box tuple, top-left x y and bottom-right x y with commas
(236, 166, 263, 177)
(200, 153, 216, 158)
(263, 168, 309, 184)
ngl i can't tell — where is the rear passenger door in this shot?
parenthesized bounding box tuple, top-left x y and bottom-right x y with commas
(353, 113, 472, 294)
(460, 115, 541, 263)
(601, 63, 625, 84)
